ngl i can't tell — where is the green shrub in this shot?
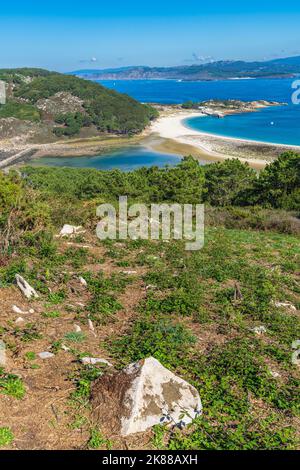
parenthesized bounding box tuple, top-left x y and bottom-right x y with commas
(0, 100, 40, 121)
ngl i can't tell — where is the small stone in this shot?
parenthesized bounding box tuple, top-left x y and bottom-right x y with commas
(61, 344, 70, 351)
(274, 301, 297, 311)
(269, 370, 281, 378)
(252, 326, 267, 335)
(122, 270, 137, 275)
(59, 224, 85, 237)
(0, 340, 7, 367)
(15, 317, 25, 324)
(15, 274, 39, 300)
(74, 324, 81, 332)
(292, 340, 300, 366)
(12, 305, 26, 314)
(38, 351, 55, 359)
(88, 319, 96, 337)
(12, 305, 35, 315)
(81, 357, 112, 366)
(146, 284, 156, 290)
(79, 276, 87, 287)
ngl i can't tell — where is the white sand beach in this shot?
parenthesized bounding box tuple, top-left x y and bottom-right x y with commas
(147, 109, 300, 169)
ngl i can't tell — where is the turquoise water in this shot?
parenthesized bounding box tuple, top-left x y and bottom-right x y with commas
(31, 146, 182, 171)
(99, 78, 300, 147)
(184, 105, 300, 146)
(32, 78, 300, 170)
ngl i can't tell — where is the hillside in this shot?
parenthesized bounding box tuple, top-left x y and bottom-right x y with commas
(0, 154, 299, 450)
(72, 55, 300, 81)
(0, 68, 157, 141)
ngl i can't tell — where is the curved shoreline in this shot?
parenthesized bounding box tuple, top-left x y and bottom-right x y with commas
(1, 108, 299, 171)
(145, 109, 300, 169)
(183, 115, 300, 149)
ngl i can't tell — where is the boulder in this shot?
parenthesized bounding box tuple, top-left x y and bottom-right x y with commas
(91, 357, 202, 436)
(15, 275, 39, 300)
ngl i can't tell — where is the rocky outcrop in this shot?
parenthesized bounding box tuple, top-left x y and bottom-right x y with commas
(91, 357, 202, 436)
(36, 92, 85, 118)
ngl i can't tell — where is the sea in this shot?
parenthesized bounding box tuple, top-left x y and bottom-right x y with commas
(31, 78, 300, 170)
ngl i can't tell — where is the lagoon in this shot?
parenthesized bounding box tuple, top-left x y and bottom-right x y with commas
(31, 146, 182, 171)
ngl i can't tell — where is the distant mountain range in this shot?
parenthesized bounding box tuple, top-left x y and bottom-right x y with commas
(71, 56, 300, 81)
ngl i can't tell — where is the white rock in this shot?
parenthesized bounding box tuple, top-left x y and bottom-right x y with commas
(59, 224, 85, 237)
(38, 351, 55, 359)
(0, 340, 7, 367)
(15, 275, 39, 300)
(252, 326, 267, 335)
(61, 344, 70, 351)
(79, 276, 87, 287)
(274, 301, 297, 311)
(88, 319, 96, 337)
(15, 317, 25, 324)
(269, 370, 281, 378)
(91, 357, 202, 436)
(12, 305, 35, 315)
(81, 357, 112, 366)
(122, 270, 137, 275)
(146, 284, 156, 290)
(74, 324, 81, 332)
(292, 340, 300, 366)
(12, 305, 26, 314)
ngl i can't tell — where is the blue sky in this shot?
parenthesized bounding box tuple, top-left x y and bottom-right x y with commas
(1, 1, 300, 71)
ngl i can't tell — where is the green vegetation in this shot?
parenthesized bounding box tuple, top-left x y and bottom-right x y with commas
(0, 152, 299, 450)
(0, 100, 41, 121)
(88, 427, 112, 450)
(53, 112, 92, 136)
(0, 427, 14, 448)
(110, 317, 196, 369)
(22, 152, 299, 211)
(0, 369, 26, 399)
(0, 68, 157, 135)
(64, 332, 86, 343)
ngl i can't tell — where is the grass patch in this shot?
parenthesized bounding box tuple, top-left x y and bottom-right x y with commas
(0, 369, 25, 399)
(0, 427, 14, 447)
(109, 316, 196, 369)
(64, 332, 86, 344)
